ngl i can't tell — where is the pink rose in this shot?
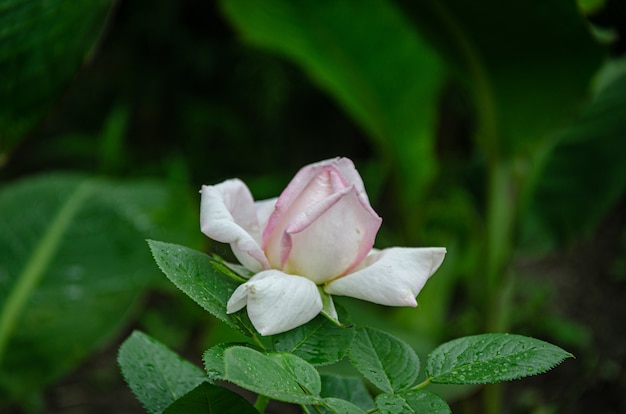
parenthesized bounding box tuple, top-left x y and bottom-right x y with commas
(200, 157, 445, 335)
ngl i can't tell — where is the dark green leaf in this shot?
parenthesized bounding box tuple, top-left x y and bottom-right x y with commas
(221, 0, 444, 204)
(0, 0, 113, 150)
(163, 382, 257, 414)
(203, 342, 252, 383)
(426, 333, 573, 384)
(223, 346, 321, 405)
(147, 240, 257, 337)
(426, 0, 603, 156)
(530, 58, 626, 241)
(319, 375, 374, 411)
(118, 331, 207, 414)
(375, 390, 450, 414)
(0, 174, 187, 401)
(348, 327, 420, 393)
(272, 304, 355, 366)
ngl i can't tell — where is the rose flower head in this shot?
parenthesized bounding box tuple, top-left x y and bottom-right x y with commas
(200, 157, 445, 335)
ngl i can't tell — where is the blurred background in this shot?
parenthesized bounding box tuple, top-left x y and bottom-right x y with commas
(1, 0, 625, 413)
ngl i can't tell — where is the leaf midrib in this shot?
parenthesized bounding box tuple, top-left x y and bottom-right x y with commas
(0, 180, 93, 363)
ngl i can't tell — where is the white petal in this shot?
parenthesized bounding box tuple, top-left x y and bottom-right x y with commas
(226, 283, 249, 313)
(324, 247, 446, 306)
(226, 270, 323, 336)
(200, 180, 269, 272)
(282, 186, 381, 283)
(255, 197, 278, 231)
(263, 163, 349, 268)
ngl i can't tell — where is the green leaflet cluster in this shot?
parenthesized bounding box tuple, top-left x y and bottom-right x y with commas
(118, 241, 573, 413)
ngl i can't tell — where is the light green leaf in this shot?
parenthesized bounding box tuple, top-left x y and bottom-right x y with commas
(147, 240, 257, 337)
(426, 333, 573, 384)
(0, 174, 188, 401)
(0, 0, 113, 151)
(118, 331, 207, 414)
(375, 390, 450, 414)
(221, 0, 444, 204)
(163, 382, 257, 414)
(223, 346, 321, 405)
(272, 305, 354, 366)
(348, 327, 420, 393)
(319, 287, 339, 323)
(322, 398, 367, 414)
(268, 352, 321, 396)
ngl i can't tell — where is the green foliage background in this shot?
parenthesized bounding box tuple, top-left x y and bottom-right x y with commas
(1, 0, 625, 412)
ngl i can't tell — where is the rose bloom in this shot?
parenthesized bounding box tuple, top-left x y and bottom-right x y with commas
(200, 157, 445, 335)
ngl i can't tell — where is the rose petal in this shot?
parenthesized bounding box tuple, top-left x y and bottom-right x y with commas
(282, 186, 382, 283)
(324, 247, 446, 306)
(255, 197, 277, 231)
(200, 180, 269, 272)
(263, 163, 350, 268)
(226, 270, 323, 336)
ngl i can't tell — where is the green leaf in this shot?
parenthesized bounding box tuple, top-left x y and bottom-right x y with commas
(202, 342, 251, 383)
(272, 304, 355, 366)
(163, 382, 257, 414)
(0, 174, 187, 401)
(268, 352, 321, 396)
(530, 58, 626, 241)
(220, 0, 444, 204)
(322, 398, 367, 414)
(0, 0, 114, 151)
(147, 240, 257, 336)
(427, 0, 603, 156)
(223, 346, 321, 405)
(426, 333, 573, 384)
(118, 331, 207, 414)
(319, 375, 374, 411)
(319, 287, 339, 323)
(348, 327, 420, 393)
(375, 390, 450, 414)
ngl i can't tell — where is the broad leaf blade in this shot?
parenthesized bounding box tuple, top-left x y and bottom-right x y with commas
(268, 352, 321, 396)
(428, 0, 603, 156)
(221, 0, 444, 204)
(322, 398, 367, 414)
(118, 331, 207, 414)
(0, 0, 113, 151)
(163, 382, 257, 414)
(375, 390, 450, 414)
(319, 375, 374, 411)
(348, 327, 420, 393)
(530, 59, 626, 241)
(272, 305, 355, 366)
(0, 174, 186, 401)
(203, 342, 251, 383)
(223, 346, 321, 405)
(147, 240, 257, 336)
(426, 333, 573, 384)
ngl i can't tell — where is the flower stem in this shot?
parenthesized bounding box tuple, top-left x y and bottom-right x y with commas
(252, 333, 265, 350)
(411, 377, 431, 391)
(254, 394, 270, 413)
